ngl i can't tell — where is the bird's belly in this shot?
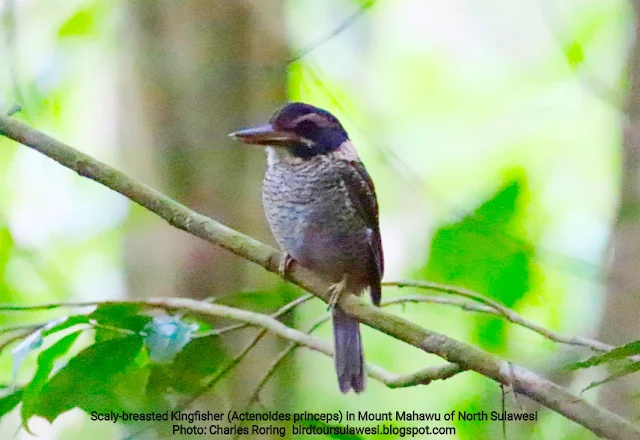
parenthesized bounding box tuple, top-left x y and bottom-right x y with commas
(263, 173, 370, 285)
(285, 222, 368, 273)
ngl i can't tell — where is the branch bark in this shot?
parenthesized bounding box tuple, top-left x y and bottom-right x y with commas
(0, 116, 638, 440)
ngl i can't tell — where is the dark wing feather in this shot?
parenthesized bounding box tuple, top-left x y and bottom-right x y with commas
(337, 161, 384, 306)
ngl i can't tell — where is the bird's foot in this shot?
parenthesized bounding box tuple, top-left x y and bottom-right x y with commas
(278, 253, 294, 278)
(326, 275, 348, 311)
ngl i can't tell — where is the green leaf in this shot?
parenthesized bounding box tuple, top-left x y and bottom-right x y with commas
(0, 389, 22, 418)
(567, 340, 640, 370)
(41, 315, 91, 337)
(147, 335, 226, 396)
(0, 228, 13, 278)
(564, 41, 584, 69)
(21, 331, 83, 429)
(564, 340, 640, 391)
(347, 0, 376, 10)
(12, 316, 90, 387)
(419, 171, 532, 350)
(58, 8, 96, 38)
(144, 316, 198, 364)
(89, 303, 147, 329)
(35, 335, 148, 422)
(583, 361, 640, 392)
(560, 10, 606, 72)
(89, 303, 151, 341)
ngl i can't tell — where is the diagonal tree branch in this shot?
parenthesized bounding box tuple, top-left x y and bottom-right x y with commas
(0, 115, 638, 439)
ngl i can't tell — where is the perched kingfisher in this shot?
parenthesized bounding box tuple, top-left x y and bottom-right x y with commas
(229, 102, 383, 393)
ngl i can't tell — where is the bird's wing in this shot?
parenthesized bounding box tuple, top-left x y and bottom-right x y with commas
(338, 161, 384, 305)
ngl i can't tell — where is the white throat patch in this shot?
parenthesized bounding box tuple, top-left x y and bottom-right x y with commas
(265, 140, 360, 167)
(266, 147, 304, 166)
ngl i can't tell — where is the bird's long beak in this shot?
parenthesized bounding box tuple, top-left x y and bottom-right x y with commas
(229, 124, 302, 146)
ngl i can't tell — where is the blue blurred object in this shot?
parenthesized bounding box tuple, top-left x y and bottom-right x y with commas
(143, 316, 198, 364)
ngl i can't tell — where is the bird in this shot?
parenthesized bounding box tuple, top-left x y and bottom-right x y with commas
(229, 102, 383, 393)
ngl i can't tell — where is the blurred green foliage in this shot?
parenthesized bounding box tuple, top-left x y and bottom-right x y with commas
(3, 306, 224, 429)
(21, 330, 85, 426)
(58, 7, 97, 38)
(420, 172, 532, 351)
(0, 0, 633, 439)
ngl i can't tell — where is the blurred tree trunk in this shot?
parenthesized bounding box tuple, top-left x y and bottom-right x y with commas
(117, 0, 288, 411)
(597, 1, 640, 418)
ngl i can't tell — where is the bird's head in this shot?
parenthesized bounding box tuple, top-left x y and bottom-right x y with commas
(229, 102, 350, 159)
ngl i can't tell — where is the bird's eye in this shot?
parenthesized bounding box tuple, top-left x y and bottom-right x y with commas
(296, 120, 317, 131)
(291, 120, 317, 148)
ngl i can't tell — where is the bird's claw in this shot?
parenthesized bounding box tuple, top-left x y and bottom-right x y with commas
(326, 275, 348, 311)
(278, 253, 294, 278)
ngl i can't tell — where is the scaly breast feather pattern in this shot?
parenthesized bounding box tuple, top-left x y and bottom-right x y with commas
(263, 155, 371, 290)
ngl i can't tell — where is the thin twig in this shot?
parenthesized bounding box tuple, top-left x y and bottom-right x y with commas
(384, 281, 614, 352)
(288, 0, 377, 64)
(246, 313, 463, 409)
(246, 315, 328, 408)
(0, 302, 96, 312)
(6, 103, 21, 117)
(0, 328, 36, 352)
(271, 293, 314, 316)
(244, 293, 491, 405)
(0, 289, 618, 369)
(0, 291, 618, 379)
(383, 294, 497, 314)
(0, 323, 43, 334)
(185, 330, 268, 407)
(198, 293, 314, 337)
(539, 0, 626, 114)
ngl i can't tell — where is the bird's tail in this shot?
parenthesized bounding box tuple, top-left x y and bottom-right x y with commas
(332, 308, 364, 393)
